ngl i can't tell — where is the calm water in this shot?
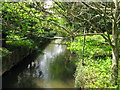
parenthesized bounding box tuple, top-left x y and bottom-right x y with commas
(3, 39, 76, 88)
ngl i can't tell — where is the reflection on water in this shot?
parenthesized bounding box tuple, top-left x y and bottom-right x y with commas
(3, 39, 75, 88)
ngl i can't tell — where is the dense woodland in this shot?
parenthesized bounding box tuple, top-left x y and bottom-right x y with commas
(1, 1, 120, 88)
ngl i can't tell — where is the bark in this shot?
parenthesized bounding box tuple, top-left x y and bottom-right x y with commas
(111, 46, 119, 85)
(111, 0, 119, 85)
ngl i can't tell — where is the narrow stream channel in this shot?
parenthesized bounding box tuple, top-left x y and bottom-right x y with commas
(3, 39, 75, 88)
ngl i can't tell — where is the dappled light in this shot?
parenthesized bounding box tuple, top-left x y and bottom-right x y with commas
(1, 1, 120, 89)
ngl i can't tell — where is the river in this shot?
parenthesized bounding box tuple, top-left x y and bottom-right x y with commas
(2, 39, 76, 88)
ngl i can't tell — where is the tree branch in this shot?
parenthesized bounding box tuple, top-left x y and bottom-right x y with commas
(75, 33, 104, 36)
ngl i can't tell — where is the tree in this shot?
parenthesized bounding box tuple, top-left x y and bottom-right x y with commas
(52, 1, 120, 85)
(80, 1, 119, 85)
(2, 2, 55, 48)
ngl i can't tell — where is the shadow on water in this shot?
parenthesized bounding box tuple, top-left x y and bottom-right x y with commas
(2, 39, 76, 88)
(2, 51, 41, 88)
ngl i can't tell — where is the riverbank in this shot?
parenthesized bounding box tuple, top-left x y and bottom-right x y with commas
(2, 39, 75, 88)
(67, 35, 120, 88)
(2, 47, 33, 75)
(1, 37, 51, 76)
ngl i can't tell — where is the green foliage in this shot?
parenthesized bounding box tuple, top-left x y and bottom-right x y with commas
(75, 57, 114, 88)
(2, 2, 44, 36)
(67, 35, 117, 88)
(2, 2, 56, 55)
(6, 34, 27, 41)
(0, 47, 11, 57)
(6, 40, 33, 48)
(67, 35, 112, 58)
(1, 1, 120, 88)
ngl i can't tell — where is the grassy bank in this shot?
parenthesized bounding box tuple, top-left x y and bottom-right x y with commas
(67, 35, 120, 88)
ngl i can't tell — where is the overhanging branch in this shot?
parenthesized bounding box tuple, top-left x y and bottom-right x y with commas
(75, 33, 104, 36)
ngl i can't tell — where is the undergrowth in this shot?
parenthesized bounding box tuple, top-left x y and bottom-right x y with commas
(67, 35, 120, 88)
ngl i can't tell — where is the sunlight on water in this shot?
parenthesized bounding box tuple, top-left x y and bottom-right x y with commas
(3, 39, 75, 88)
(36, 40, 66, 80)
(35, 79, 75, 88)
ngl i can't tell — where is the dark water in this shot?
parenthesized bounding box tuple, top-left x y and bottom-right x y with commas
(3, 39, 76, 88)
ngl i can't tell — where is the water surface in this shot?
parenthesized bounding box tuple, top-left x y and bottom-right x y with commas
(3, 39, 75, 88)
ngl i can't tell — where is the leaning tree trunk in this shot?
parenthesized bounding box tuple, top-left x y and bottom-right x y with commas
(111, 0, 119, 85)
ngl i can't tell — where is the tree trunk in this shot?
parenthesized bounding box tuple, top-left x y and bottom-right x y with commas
(111, 0, 119, 85)
(111, 46, 119, 85)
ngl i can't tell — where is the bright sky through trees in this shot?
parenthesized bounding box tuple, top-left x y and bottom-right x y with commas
(44, 0, 53, 9)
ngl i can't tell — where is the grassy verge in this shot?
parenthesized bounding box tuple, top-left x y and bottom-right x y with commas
(67, 35, 120, 88)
